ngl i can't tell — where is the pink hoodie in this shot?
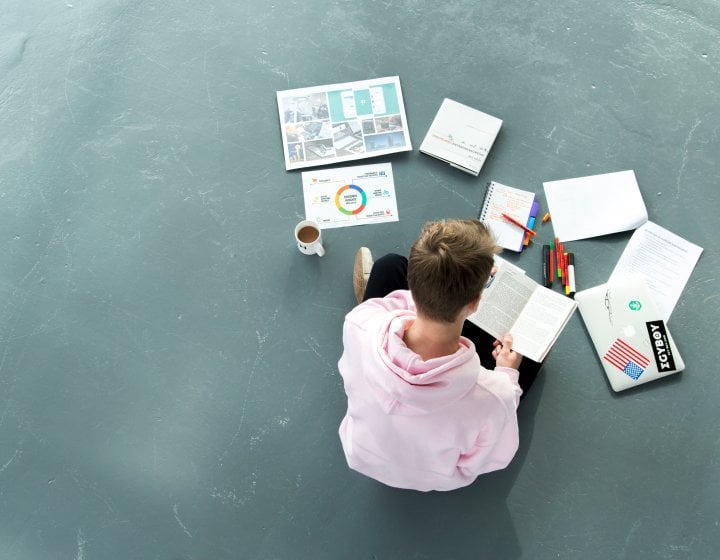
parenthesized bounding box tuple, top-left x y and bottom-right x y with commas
(338, 290, 522, 491)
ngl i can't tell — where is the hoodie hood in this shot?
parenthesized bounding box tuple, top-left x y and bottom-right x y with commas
(364, 309, 481, 415)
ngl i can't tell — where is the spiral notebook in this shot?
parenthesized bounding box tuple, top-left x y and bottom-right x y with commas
(478, 181, 537, 251)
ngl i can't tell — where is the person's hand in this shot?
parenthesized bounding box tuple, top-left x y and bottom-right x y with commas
(492, 333, 523, 370)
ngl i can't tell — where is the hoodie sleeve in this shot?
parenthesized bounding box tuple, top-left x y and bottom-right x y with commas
(455, 367, 522, 476)
(455, 408, 520, 476)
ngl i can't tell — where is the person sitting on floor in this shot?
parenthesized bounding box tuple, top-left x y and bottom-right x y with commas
(337, 219, 541, 491)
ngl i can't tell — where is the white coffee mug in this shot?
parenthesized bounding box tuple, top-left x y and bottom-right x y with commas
(294, 220, 325, 256)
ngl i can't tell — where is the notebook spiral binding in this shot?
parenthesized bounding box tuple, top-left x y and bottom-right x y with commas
(478, 182, 495, 221)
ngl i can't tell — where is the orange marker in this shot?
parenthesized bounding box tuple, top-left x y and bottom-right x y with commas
(542, 212, 551, 223)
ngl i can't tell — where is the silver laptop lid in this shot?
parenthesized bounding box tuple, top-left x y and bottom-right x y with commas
(575, 276, 684, 391)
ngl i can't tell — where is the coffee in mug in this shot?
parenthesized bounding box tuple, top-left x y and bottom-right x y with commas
(294, 220, 325, 256)
(297, 225, 319, 244)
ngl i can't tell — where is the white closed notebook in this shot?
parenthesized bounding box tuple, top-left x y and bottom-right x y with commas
(419, 98, 502, 175)
(575, 276, 684, 392)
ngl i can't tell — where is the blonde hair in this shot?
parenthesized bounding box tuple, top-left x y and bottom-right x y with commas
(408, 220, 499, 323)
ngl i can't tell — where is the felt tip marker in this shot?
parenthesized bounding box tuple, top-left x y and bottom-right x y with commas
(502, 213, 537, 237)
(524, 215, 537, 246)
(555, 238, 562, 279)
(567, 253, 576, 297)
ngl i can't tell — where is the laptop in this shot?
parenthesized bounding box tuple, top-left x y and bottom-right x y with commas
(575, 276, 684, 391)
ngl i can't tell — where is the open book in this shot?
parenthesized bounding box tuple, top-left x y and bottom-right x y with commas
(467, 264, 577, 362)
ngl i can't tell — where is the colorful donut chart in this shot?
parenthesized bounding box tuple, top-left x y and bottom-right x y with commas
(335, 184, 367, 215)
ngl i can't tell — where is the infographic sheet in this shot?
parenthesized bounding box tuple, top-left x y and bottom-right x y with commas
(277, 76, 412, 170)
(301, 163, 398, 229)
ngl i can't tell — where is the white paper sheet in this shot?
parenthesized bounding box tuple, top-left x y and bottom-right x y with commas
(277, 76, 412, 171)
(301, 163, 399, 229)
(607, 221, 703, 321)
(543, 170, 648, 241)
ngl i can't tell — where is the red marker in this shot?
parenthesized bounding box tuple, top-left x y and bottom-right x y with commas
(555, 238, 562, 280)
(502, 213, 537, 237)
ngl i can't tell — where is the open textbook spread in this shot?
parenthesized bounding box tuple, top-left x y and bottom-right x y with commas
(467, 263, 577, 362)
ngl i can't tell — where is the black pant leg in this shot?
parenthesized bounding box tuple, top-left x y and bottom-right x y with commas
(363, 253, 408, 301)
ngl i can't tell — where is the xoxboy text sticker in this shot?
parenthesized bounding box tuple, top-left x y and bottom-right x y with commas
(645, 320, 677, 372)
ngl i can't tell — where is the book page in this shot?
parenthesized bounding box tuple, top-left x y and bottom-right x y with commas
(607, 221, 703, 321)
(467, 267, 536, 340)
(543, 170, 648, 241)
(509, 288, 577, 362)
(493, 254, 526, 276)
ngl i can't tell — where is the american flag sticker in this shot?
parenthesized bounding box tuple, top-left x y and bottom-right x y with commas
(603, 339, 651, 380)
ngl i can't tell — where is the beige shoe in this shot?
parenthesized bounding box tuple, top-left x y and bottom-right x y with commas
(353, 247, 373, 304)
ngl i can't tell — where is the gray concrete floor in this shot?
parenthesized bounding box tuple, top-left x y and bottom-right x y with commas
(0, 1, 718, 559)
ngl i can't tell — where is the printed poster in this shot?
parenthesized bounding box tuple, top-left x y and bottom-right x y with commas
(277, 76, 412, 170)
(301, 163, 399, 229)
